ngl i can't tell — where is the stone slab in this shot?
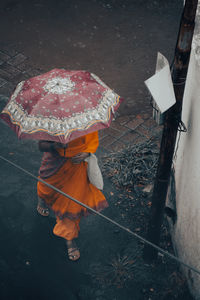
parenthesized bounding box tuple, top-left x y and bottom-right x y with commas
(0, 77, 7, 87)
(125, 116, 144, 130)
(0, 51, 10, 63)
(0, 63, 21, 78)
(99, 135, 118, 149)
(121, 131, 140, 144)
(7, 53, 27, 66)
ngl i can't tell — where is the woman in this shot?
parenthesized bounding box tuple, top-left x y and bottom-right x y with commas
(37, 131, 108, 261)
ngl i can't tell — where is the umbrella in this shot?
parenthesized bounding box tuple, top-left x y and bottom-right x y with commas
(0, 69, 123, 144)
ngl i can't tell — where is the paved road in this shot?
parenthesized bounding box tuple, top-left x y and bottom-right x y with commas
(0, 109, 140, 300)
(0, 0, 183, 115)
(0, 1, 187, 299)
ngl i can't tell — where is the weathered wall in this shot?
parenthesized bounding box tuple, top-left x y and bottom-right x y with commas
(168, 2, 200, 298)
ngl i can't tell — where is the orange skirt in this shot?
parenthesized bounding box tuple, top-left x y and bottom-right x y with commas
(37, 158, 108, 220)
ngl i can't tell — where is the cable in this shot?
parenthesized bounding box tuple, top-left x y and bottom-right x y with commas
(173, 120, 187, 161)
(1, 154, 200, 276)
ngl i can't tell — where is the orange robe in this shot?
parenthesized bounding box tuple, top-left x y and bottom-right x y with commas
(37, 131, 108, 240)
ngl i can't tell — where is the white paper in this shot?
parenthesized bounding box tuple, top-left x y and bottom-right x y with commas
(145, 52, 176, 113)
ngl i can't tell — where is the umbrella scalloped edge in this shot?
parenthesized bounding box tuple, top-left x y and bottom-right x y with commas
(0, 70, 124, 143)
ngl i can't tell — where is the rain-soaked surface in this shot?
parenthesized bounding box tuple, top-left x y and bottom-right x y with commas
(0, 1, 194, 299)
(0, 0, 183, 115)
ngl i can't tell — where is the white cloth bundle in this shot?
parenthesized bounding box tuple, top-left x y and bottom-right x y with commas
(84, 153, 104, 190)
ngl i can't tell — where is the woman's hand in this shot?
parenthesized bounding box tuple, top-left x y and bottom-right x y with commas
(54, 142, 68, 149)
(71, 152, 90, 164)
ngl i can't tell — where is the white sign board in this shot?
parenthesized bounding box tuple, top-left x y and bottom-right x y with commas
(145, 52, 176, 113)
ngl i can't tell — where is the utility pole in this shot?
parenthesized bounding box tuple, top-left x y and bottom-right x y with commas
(143, 0, 198, 261)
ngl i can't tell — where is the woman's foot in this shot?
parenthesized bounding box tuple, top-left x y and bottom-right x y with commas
(37, 198, 49, 217)
(66, 240, 80, 261)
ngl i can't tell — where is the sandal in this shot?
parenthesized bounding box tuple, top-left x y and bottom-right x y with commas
(37, 198, 49, 217)
(66, 240, 80, 261)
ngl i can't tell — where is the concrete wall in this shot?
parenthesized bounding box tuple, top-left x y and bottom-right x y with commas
(169, 49, 200, 299)
(167, 4, 200, 297)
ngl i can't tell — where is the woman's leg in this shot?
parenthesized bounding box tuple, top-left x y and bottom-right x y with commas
(37, 197, 49, 216)
(53, 217, 80, 261)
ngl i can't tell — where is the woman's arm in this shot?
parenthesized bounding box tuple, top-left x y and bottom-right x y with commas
(38, 141, 55, 152)
(38, 141, 68, 152)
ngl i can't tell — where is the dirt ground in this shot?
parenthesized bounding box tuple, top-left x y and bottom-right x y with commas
(0, 1, 194, 300)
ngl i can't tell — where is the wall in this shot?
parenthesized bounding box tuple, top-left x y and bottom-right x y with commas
(167, 2, 200, 298)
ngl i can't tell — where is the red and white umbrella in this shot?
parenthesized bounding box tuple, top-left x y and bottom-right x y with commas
(0, 69, 123, 143)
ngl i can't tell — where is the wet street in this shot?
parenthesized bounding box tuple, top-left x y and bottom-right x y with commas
(0, 1, 188, 299)
(0, 0, 182, 115)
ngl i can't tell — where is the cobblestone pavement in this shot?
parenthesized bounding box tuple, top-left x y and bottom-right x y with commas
(0, 46, 162, 152)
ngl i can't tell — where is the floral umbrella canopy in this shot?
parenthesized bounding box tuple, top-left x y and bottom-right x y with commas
(0, 69, 123, 144)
